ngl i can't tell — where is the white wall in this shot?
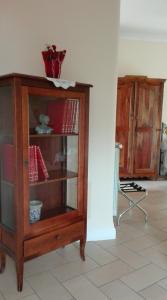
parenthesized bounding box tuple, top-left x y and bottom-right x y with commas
(118, 38, 167, 123)
(0, 0, 120, 240)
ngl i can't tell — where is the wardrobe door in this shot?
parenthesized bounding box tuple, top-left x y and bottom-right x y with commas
(116, 80, 134, 177)
(133, 80, 164, 177)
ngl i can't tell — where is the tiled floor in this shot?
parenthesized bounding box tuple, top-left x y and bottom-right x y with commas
(1, 180, 167, 299)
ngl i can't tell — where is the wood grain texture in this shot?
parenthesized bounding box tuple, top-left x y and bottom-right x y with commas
(24, 221, 84, 259)
(116, 76, 165, 178)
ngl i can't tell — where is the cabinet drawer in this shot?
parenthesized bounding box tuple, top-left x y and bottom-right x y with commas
(24, 222, 84, 259)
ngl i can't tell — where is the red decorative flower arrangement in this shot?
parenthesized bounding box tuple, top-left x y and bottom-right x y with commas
(42, 45, 66, 78)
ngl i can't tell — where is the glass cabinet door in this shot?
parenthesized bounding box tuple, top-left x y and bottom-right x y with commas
(26, 91, 81, 225)
(0, 86, 15, 230)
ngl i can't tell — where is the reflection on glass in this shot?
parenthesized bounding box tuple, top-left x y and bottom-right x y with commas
(0, 86, 15, 230)
(67, 178, 78, 209)
(28, 95, 79, 222)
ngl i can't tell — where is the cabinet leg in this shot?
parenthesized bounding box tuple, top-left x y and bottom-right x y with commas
(80, 239, 86, 261)
(16, 259, 24, 292)
(0, 251, 6, 273)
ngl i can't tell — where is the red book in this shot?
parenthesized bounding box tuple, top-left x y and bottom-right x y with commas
(73, 100, 79, 133)
(48, 99, 79, 134)
(2, 144, 48, 184)
(2, 144, 14, 183)
(68, 100, 75, 133)
(36, 146, 49, 181)
(2, 144, 39, 183)
(63, 100, 73, 133)
(64, 99, 79, 134)
(29, 146, 38, 183)
(48, 100, 66, 134)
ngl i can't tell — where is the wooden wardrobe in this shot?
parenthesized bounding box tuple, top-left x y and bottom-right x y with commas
(116, 75, 165, 179)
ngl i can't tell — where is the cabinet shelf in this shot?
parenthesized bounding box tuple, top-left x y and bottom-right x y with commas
(30, 133, 78, 138)
(39, 206, 75, 221)
(2, 170, 78, 187)
(30, 169, 78, 186)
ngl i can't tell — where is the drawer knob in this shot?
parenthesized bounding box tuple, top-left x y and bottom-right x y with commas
(54, 234, 61, 240)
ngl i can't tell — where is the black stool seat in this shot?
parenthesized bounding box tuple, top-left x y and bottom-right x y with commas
(120, 182, 146, 193)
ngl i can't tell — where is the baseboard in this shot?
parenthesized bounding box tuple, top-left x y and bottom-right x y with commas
(87, 226, 116, 241)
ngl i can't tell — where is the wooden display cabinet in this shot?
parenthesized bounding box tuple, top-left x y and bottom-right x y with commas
(0, 73, 91, 291)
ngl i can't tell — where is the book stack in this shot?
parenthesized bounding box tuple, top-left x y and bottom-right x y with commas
(29, 146, 38, 183)
(29, 145, 49, 183)
(48, 99, 79, 134)
(2, 144, 49, 184)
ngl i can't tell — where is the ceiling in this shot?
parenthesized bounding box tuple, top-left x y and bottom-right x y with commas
(120, 0, 167, 42)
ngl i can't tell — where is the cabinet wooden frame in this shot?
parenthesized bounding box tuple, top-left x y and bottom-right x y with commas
(0, 73, 91, 291)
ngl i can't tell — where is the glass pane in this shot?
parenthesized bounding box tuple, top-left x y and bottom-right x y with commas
(0, 86, 15, 230)
(28, 95, 79, 224)
(29, 178, 78, 222)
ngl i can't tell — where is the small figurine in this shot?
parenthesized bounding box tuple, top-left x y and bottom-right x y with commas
(35, 114, 53, 134)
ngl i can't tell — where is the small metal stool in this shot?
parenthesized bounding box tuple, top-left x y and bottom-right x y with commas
(118, 182, 148, 225)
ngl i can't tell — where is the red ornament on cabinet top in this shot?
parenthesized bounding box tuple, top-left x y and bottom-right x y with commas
(42, 44, 66, 78)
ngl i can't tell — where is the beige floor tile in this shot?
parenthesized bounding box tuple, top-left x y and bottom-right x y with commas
(51, 257, 98, 282)
(147, 231, 167, 242)
(158, 277, 167, 290)
(25, 250, 67, 277)
(0, 255, 16, 277)
(161, 226, 167, 233)
(96, 239, 122, 249)
(19, 295, 41, 300)
(110, 231, 133, 244)
(26, 272, 72, 300)
(85, 259, 133, 287)
(160, 208, 167, 216)
(0, 292, 5, 300)
(107, 244, 150, 269)
(151, 217, 167, 229)
(151, 210, 167, 220)
(123, 235, 159, 252)
(139, 247, 167, 271)
(116, 227, 144, 244)
(101, 279, 143, 300)
(139, 284, 167, 300)
(123, 218, 147, 229)
(85, 242, 117, 265)
(153, 240, 167, 255)
(97, 225, 144, 249)
(121, 263, 167, 292)
(139, 225, 167, 242)
(0, 281, 33, 300)
(63, 275, 108, 300)
(57, 244, 83, 262)
(117, 223, 145, 238)
(0, 269, 33, 300)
